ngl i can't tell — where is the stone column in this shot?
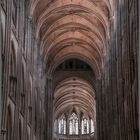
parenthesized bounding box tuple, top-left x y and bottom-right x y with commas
(95, 78, 102, 140)
(78, 117, 81, 136)
(45, 76, 53, 140)
(0, 0, 2, 138)
(89, 119, 91, 134)
(139, 0, 140, 137)
(66, 114, 69, 137)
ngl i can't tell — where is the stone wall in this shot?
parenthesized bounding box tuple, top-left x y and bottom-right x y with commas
(0, 0, 45, 140)
(0, 0, 2, 137)
(96, 0, 139, 140)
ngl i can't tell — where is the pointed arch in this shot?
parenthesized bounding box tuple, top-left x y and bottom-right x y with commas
(81, 114, 89, 134)
(69, 112, 79, 135)
(58, 114, 66, 135)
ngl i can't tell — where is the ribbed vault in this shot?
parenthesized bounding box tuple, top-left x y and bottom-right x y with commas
(54, 77, 96, 120)
(31, 0, 113, 77)
(29, 1, 114, 138)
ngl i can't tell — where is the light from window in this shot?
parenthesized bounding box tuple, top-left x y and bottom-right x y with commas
(91, 119, 94, 133)
(69, 112, 78, 135)
(58, 114, 66, 135)
(81, 115, 89, 134)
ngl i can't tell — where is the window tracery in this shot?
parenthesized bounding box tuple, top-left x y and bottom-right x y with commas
(69, 112, 78, 135)
(81, 115, 89, 134)
(90, 119, 94, 133)
(56, 112, 95, 136)
(58, 114, 66, 135)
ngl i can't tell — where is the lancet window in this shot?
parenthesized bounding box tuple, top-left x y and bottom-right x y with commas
(69, 112, 79, 135)
(58, 114, 66, 135)
(81, 115, 89, 134)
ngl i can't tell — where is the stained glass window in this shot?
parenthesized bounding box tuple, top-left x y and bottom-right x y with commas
(81, 115, 89, 134)
(58, 114, 66, 135)
(57, 113, 95, 136)
(69, 112, 79, 135)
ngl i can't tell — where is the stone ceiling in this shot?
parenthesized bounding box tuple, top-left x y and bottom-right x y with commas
(53, 77, 96, 119)
(30, 0, 114, 120)
(31, 0, 113, 77)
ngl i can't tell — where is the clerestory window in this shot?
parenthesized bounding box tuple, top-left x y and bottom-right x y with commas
(56, 112, 95, 136)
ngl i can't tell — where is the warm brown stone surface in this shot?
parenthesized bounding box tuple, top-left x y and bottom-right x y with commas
(54, 77, 96, 119)
(31, 0, 112, 77)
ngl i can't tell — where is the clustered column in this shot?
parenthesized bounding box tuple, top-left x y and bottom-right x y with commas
(45, 77, 53, 140)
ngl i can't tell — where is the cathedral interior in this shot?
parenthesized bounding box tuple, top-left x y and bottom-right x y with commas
(0, 0, 139, 140)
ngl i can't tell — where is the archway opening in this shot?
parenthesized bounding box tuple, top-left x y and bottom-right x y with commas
(53, 58, 96, 140)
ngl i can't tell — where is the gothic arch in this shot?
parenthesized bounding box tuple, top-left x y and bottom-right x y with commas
(55, 108, 96, 136)
(48, 55, 101, 78)
(30, 0, 114, 79)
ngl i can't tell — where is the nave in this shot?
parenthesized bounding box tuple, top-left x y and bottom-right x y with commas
(0, 0, 139, 140)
